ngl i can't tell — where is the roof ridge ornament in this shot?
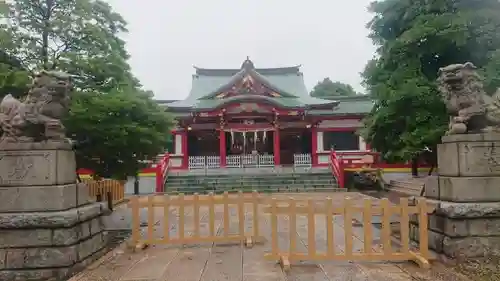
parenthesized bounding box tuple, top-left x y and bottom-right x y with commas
(241, 56, 255, 70)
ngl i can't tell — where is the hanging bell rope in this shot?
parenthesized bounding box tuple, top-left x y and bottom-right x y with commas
(243, 131, 246, 149)
(254, 131, 257, 151)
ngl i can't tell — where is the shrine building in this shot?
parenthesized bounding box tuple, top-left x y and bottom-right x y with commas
(160, 58, 373, 170)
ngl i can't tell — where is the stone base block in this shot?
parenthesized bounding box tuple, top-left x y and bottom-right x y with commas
(0, 184, 80, 212)
(77, 182, 91, 206)
(0, 141, 76, 187)
(410, 200, 500, 258)
(438, 133, 500, 177)
(410, 221, 500, 258)
(425, 176, 500, 202)
(0, 244, 109, 281)
(0, 202, 110, 281)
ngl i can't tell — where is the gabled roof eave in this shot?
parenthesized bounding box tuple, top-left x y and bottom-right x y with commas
(197, 68, 298, 100)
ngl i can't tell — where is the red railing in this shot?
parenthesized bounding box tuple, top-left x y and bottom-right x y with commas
(155, 153, 170, 193)
(329, 150, 381, 188)
(329, 149, 344, 188)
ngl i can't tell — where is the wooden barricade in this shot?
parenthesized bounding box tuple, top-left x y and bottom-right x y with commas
(128, 191, 264, 249)
(87, 179, 126, 205)
(264, 197, 431, 271)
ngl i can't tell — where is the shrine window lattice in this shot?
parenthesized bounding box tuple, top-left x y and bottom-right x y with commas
(323, 131, 359, 151)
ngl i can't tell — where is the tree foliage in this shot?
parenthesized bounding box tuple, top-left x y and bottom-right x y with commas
(68, 89, 172, 179)
(310, 78, 358, 98)
(0, 0, 173, 179)
(0, 50, 30, 98)
(0, 0, 138, 91)
(361, 0, 500, 162)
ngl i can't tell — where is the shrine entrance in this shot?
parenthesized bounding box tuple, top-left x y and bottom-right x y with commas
(280, 128, 312, 166)
(226, 130, 273, 155)
(225, 129, 275, 167)
(186, 127, 314, 169)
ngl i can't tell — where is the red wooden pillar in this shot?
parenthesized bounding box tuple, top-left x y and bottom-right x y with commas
(219, 130, 226, 167)
(365, 142, 371, 150)
(181, 131, 188, 169)
(273, 129, 281, 165)
(311, 127, 318, 166)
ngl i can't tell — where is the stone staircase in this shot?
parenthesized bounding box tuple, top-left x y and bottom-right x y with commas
(164, 168, 341, 194)
(388, 178, 426, 197)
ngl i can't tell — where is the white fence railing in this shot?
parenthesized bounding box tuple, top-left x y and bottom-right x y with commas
(206, 156, 220, 169)
(188, 154, 311, 169)
(227, 154, 274, 168)
(294, 153, 312, 167)
(226, 155, 241, 168)
(188, 156, 205, 169)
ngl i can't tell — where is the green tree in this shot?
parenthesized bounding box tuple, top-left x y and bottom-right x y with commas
(0, 0, 138, 92)
(67, 88, 173, 179)
(310, 78, 358, 98)
(0, 0, 173, 179)
(0, 50, 30, 98)
(360, 0, 500, 163)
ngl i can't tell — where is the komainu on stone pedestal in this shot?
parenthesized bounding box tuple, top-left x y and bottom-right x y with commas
(437, 62, 500, 134)
(0, 70, 110, 281)
(412, 133, 500, 259)
(0, 70, 71, 144)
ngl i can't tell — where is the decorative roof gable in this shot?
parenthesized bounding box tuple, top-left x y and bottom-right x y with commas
(165, 57, 340, 111)
(199, 57, 297, 99)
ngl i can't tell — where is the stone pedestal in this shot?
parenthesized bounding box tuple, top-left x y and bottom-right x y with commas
(410, 133, 500, 258)
(0, 142, 110, 281)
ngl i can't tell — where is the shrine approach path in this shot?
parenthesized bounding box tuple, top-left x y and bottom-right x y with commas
(70, 192, 468, 281)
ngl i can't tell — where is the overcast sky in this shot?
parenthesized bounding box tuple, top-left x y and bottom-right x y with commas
(104, 0, 376, 100)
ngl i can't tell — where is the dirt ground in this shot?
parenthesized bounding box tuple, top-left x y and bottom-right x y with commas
(70, 192, 469, 281)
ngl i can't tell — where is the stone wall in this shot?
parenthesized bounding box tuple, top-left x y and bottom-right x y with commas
(410, 133, 500, 258)
(0, 142, 110, 281)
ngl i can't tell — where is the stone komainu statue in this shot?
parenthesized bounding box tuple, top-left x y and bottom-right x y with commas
(0, 70, 72, 143)
(437, 62, 500, 134)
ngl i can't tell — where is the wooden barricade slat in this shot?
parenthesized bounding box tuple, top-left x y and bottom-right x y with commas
(128, 191, 264, 248)
(264, 196, 431, 271)
(86, 179, 125, 205)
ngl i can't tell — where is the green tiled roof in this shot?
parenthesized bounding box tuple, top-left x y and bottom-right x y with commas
(166, 59, 334, 110)
(165, 59, 373, 115)
(308, 96, 374, 115)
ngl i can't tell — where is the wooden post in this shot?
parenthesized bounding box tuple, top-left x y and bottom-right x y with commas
(147, 196, 155, 244)
(252, 191, 259, 239)
(325, 197, 335, 257)
(289, 198, 297, 254)
(237, 191, 245, 241)
(270, 198, 278, 256)
(163, 194, 170, 243)
(223, 192, 230, 238)
(362, 199, 372, 254)
(418, 199, 429, 259)
(209, 192, 215, 237)
(134, 174, 140, 195)
(193, 193, 200, 239)
(179, 193, 185, 240)
(381, 198, 392, 254)
(307, 199, 316, 258)
(130, 196, 141, 249)
(343, 198, 353, 258)
(106, 191, 113, 211)
(400, 198, 410, 255)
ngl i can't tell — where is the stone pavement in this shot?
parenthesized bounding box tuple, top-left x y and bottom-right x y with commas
(71, 192, 469, 281)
